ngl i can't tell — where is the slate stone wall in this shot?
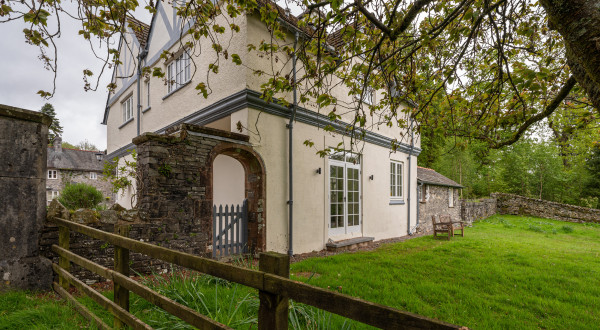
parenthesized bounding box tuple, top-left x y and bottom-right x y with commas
(494, 193, 600, 223)
(0, 104, 53, 291)
(416, 185, 461, 233)
(461, 198, 497, 225)
(41, 202, 209, 284)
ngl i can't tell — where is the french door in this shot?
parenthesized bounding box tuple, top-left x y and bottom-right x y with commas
(329, 159, 361, 236)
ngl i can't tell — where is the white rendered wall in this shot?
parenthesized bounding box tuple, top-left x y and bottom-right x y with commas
(213, 154, 245, 207)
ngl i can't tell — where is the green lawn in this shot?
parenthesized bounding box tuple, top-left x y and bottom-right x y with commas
(290, 215, 600, 329)
(1, 215, 599, 329)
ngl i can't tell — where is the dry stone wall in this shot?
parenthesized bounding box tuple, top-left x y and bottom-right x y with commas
(41, 201, 210, 284)
(461, 198, 497, 225)
(493, 193, 600, 223)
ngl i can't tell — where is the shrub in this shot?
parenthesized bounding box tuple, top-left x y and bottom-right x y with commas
(58, 183, 103, 210)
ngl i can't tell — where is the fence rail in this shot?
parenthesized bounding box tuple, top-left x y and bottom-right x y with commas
(48, 216, 464, 329)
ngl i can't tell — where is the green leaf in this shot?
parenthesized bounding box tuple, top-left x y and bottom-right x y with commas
(231, 54, 242, 65)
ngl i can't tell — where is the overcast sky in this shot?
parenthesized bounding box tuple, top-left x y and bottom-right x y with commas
(0, 6, 152, 151)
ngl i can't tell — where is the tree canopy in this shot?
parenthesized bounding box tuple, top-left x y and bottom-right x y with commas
(3, 0, 600, 149)
(40, 103, 62, 144)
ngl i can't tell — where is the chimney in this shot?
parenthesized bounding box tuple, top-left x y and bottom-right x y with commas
(54, 136, 62, 152)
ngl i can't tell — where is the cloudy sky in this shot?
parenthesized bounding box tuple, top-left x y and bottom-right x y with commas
(0, 5, 152, 151)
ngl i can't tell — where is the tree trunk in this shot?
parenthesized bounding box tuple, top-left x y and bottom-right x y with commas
(540, 0, 600, 111)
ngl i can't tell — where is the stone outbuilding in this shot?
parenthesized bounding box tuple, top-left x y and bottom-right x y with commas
(416, 167, 463, 233)
(46, 136, 114, 205)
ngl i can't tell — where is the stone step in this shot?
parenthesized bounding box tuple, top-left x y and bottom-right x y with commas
(326, 236, 374, 252)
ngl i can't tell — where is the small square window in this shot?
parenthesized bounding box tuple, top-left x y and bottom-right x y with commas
(90, 172, 97, 180)
(48, 170, 57, 179)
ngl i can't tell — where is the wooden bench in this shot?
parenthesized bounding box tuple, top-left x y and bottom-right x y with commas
(433, 215, 465, 239)
(432, 215, 453, 240)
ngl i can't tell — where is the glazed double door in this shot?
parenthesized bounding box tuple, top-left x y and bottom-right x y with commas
(329, 160, 361, 236)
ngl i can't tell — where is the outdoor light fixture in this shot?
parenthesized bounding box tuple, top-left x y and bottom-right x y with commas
(95, 153, 103, 161)
(369, 175, 374, 180)
(316, 167, 322, 174)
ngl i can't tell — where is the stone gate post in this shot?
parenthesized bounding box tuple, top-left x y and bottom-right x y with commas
(0, 104, 53, 291)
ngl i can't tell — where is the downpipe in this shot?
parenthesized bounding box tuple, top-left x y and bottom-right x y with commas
(136, 49, 148, 136)
(287, 32, 299, 257)
(407, 118, 415, 235)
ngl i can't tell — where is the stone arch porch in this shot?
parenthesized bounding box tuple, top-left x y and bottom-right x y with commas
(133, 124, 266, 257)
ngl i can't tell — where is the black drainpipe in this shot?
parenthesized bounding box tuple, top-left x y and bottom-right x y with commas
(136, 49, 148, 136)
(287, 32, 299, 257)
(407, 118, 415, 235)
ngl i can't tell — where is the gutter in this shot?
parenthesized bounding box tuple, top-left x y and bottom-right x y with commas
(287, 32, 299, 257)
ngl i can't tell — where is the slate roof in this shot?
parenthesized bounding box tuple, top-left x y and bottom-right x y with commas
(127, 17, 150, 49)
(417, 167, 463, 188)
(47, 147, 106, 172)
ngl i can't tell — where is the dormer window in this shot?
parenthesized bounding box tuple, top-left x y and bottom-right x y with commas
(167, 51, 191, 93)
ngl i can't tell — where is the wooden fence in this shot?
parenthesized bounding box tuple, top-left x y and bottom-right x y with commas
(48, 217, 465, 329)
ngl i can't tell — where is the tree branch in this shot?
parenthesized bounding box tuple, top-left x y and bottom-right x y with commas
(493, 75, 577, 148)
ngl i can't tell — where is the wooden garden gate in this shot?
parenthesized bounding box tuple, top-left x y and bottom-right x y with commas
(212, 199, 248, 258)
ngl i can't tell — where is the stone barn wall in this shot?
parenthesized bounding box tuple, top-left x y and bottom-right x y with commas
(416, 185, 461, 233)
(0, 104, 52, 291)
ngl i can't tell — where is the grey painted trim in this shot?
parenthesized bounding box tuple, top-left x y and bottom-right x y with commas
(118, 117, 134, 129)
(142, 106, 152, 113)
(389, 200, 406, 205)
(162, 80, 192, 100)
(107, 76, 137, 108)
(158, 3, 175, 38)
(244, 90, 421, 155)
(144, 22, 193, 69)
(107, 88, 422, 159)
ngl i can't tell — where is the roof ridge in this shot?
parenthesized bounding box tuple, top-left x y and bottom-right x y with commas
(417, 166, 435, 171)
(49, 147, 101, 153)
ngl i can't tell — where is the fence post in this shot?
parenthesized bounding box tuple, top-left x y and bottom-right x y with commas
(58, 225, 70, 290)
(258, 252, 289, 330)
(114, 224, 130, 328)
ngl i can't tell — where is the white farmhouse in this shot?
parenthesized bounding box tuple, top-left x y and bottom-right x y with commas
(102, 0, 421, 256)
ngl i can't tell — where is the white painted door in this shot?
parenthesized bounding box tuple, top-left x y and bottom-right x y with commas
(328, 154, 361, 236)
